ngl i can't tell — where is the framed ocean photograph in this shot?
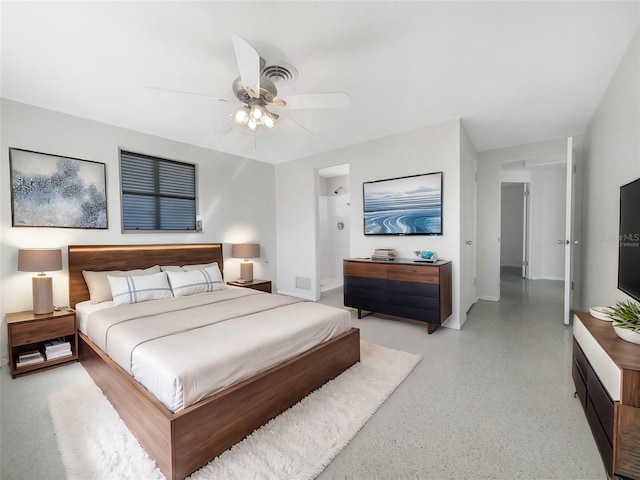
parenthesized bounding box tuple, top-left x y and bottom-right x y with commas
(9, 148, 108, 229)
(363, 171, 443, 236)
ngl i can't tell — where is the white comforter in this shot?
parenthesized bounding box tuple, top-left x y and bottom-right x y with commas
(83, 287, 351, 412)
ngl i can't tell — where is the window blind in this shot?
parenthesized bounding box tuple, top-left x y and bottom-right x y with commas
(120, 151, 196, 231)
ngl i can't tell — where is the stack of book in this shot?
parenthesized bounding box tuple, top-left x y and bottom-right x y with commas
(371, 248, 396, 261)
(16, 350, 44, 368)
(44, 339, 72, 361)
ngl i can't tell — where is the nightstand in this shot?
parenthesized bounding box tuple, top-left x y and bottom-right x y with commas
(7, 309, 78, 378)
(226, 279, 272, 293)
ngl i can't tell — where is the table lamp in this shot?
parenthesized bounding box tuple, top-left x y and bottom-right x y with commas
(231, 243, 260, 282)
(18, 248, 62, 314)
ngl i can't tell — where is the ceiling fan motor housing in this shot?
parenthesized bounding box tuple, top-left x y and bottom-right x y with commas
(232, 76, 277, 105)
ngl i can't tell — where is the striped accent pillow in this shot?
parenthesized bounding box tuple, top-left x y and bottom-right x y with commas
(107, 271, 173, 306)
(167, 265, 226, 297)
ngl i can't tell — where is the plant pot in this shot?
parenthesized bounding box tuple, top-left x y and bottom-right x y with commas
(613, 326, 640, 345)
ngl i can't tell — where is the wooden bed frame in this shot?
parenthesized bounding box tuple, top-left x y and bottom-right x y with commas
(68, 244, 360, 480)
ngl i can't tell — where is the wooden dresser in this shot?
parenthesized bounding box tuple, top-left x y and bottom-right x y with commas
(343, 258, 452, 334)
(572, 311, 640, 479)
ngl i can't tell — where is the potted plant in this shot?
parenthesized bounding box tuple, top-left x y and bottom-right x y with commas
(608, 300, 640, 345)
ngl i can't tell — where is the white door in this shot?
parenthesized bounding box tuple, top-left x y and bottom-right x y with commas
(563, 137, 580, 325)
(521, 183, 530, 278)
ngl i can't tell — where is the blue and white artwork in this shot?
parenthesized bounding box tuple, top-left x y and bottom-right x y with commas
(363, 172, 442, 235)
(10, 149, 107, 228)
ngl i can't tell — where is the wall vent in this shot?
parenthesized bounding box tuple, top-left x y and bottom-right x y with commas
(295, 276, 312, 290)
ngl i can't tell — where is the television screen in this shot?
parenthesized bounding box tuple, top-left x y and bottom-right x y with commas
(618, 177, 640, 302)
(363, 172, 442, 236)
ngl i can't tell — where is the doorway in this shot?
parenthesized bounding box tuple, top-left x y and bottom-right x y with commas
(500, 182, 530, 278)
(317, 164, 350, 294)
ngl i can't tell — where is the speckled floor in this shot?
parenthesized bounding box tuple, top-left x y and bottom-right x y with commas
(1, 272, 605, 480)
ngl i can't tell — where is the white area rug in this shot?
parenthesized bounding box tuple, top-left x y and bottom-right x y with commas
(48, 341, 420, 480)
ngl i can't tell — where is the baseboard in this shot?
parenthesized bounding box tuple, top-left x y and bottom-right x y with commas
(478, 295, 500, 302)
(530, 276, 564, 281)
(276, 289, 316, 301)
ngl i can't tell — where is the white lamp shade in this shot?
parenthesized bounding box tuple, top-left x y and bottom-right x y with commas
(231, 244, 260, 259)
(18, 249, 62, 273)
(17, 249, 62, 314)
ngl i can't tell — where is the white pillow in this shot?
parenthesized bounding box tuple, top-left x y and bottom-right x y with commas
(83, 266, 161, 303)
(108, 271, 173, 306)
(182, 262, 219, 272)
(167, 265, 226, 297)
(160, 265, 185, 272)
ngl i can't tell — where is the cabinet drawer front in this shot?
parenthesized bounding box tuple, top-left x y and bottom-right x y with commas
(587, 367, 615, 445)
(343, 262, 386, 279)
(344, 296, 388, 314)
(345, 276, 386, 292)
(387, 304, 441, 323)
(572, 360, 587, 410)
(586, 398, 613, 477)
(387, 264, 439, 284)
(572, 339, 589, 384)
(388, 292, 439, 311)
(11, 315, 75, 346)
(388, 280, 439, 298)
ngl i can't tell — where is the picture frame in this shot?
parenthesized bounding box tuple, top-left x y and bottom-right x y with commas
(9, 148, 108, 229)
(363, 171, 443, 236)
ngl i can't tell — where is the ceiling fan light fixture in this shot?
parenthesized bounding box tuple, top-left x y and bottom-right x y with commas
(232, 107, 250, 126)
(247, 118, 258, 131)
(250, 105, 264, 120)
(262, 114, 275, 129)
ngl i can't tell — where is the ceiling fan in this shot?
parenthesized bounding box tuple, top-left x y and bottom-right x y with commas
(146, 34, 350, 133)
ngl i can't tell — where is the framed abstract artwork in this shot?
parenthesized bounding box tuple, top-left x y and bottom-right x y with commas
(9, 148, 108, 229)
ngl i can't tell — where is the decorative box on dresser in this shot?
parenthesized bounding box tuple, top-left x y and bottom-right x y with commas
(343, 258, 452, 334)
(572, 311, 640, 479)
(7, 309, 78, 378)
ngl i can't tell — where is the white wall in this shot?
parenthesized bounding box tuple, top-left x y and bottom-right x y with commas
(0, 99, 276, 364)
(580, 29, 640, 309)
(275, 118, 468, 329)
(477, 137, 567, 301)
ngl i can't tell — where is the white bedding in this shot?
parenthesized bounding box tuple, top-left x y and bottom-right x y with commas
(78, 287, 351, 412)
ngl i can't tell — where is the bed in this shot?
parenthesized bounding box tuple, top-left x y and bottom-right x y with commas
(68, 243, 360, 480)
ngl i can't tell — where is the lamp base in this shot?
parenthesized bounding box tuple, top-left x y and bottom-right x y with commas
(240, 261, 254, 282)
(33, 275, 54, 314)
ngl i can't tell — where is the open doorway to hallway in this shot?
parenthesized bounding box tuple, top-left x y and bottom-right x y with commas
(500, 182, 529, 278)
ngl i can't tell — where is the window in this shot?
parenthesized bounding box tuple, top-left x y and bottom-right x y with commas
(120, 150, 196, 231)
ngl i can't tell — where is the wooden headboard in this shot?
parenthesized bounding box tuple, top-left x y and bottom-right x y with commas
(68, 243, 224, 308)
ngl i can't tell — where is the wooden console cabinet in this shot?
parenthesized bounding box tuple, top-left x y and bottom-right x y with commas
(343, 258, 452, 334)
(572, 312, 640, 479)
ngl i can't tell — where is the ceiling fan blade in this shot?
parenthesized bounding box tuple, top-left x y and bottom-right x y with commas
(275, 92, 350, 110)
(231, 34, 261, 99)
(142, 85, 238, 103)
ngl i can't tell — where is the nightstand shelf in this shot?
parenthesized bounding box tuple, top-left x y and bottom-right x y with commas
(7, 309, 78, 378)
(226, 279, 272, 293)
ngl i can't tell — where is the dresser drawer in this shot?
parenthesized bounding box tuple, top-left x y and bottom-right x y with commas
(572, 359, 587, 410)
(388, 292, 439, 311)
(586, 397, 613, 477)
(387, 304, 441, 323)
(572, 339, 589, 384)
(587, 366, 615, 445)
(343, 262, 386, 279)
(10, 315, 75, 346)
(388, 264, 439, 284)
(388, 280, 439, 298)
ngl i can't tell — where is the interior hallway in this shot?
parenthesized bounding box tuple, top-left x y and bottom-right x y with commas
(1, 273, 605, 479)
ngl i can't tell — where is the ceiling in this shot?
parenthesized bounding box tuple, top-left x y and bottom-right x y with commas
(1, 1, 638, 165)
